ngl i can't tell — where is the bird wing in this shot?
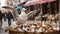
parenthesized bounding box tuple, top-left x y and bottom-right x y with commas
(27, 10, 39, 18)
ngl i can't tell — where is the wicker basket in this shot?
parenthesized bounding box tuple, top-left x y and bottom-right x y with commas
(59, 30, 60, 34)
(9, 30, 58, 34)
(33, 32, 42, 34)
(43, 31, 58, 34)
(9, 30, 42, 34)
(27, 32, 34, 34)
(27, 32, 41, 34)
(9, 30, 25, 34)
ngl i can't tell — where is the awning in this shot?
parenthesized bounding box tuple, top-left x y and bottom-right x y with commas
(23, 0, 56, 7)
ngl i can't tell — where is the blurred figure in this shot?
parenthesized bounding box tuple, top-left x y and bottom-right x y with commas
(1, 8, 9, 29)
(6, 9, 13, 26)
(2, 11, 6, 22)
(0, 10, 2, 29)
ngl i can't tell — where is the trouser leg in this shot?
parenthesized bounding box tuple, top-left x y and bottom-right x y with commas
(0, 19, 2, 28)
(8, 18, 11, 26)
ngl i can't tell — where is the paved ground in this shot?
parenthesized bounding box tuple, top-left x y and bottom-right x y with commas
(0, 29, 8, 34)
(0, 19, 9, 34)
(0, 19, 32, 34)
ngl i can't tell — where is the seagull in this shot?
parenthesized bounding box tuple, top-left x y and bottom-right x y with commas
(2, 6, 39, 28)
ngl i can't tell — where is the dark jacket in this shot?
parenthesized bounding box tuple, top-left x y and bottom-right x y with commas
(6, 12, 13, 19)
(0, 11, 2, 19)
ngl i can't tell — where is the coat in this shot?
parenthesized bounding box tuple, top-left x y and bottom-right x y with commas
(6, 12, 13, 19)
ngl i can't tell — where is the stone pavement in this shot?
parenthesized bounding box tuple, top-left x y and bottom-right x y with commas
(0, 19, 9, 34)
(0, 29, 8, 34)
(0, 19, 32, 34)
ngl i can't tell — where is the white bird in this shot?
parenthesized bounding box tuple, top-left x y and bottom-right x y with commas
(12, 8, 37, 25)
(15, 8, 38, 25)
(2, 6, 38, 28)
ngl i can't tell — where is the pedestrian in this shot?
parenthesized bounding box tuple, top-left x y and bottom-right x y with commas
(6, 9, 13, 26)
(1, 8, 8, 29)
(0, 10, 3, 29)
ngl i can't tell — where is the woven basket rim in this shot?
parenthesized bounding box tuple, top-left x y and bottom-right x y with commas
(9, 30, 58, 33)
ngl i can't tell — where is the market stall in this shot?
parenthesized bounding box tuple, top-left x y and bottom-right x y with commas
(8, 21, 59, 34)
(2, 0, 59, 34)
(23, 0, 56, 6)
(23, 0, 58, 20)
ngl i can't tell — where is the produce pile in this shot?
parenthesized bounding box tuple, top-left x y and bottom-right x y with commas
(35, 14, 59, 21)
(6, 13, 59, 33)
(7, 21, 59, 33)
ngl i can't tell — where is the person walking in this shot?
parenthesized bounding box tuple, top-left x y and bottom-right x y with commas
(6, 9, 13, 26)
(0, 10, 3, 29)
